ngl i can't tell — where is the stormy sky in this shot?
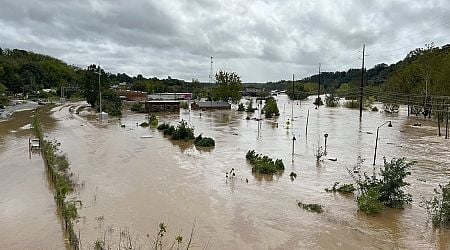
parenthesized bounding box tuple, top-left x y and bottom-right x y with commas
(0, 0, 449, 82)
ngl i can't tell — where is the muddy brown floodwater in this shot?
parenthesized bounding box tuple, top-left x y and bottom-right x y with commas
(0, 108, 65, 249)
(2, 95, 450, 249)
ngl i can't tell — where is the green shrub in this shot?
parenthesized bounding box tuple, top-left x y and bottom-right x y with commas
(325, 182, 355, 194)
(420, 182, 450, 228)
(350, 157, 413, 214)
(325, 93, 339, 107)
(149, 114, 158, 126)
(357, 187, 384, 215)
(371, 106, 379, 112)
(157, 123, 170, 130)
(237, 103, 245, 111)
(194, 134, 215, 147)
(246, 150, 284, 174)
(131, 103, 142, 112)
(171, 120, 195, 141)
(298, 202, 324, 213)
(378, 158, 413, 208)
(164, 126, 175, 136)
(313, 97, 324, 106)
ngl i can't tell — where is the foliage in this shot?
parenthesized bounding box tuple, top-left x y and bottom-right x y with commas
(237, 102, 245, 111)
(286, 82, 313, 100)
(378, 158, 413, 208)
(348, 157, 413, 215)
(297, 202, 324, 213)
(420, 181, 450, 228)
(32, 112, 79, 247)
(211, 70, 243, 103)
(344, 100, 359, 109)
(325, 93, 340, 107)
(371, 106, 379, 112)
(246, 150, 284, 175)
(262, 96, 279, 118)
(357, 186, 384, 215)
(164, 126, 175, 136)
(313, 97, 324, 106)
(130, 103, 143, 112)
(149, 114, 158, 126)
(157, 122, 170, 130)
(170, 120, 195, 141)
(82, 64, 105, 107)
(0, 48, 82, 94)
(180, 101, 189, 109)
(194, 134, 215, 147)
(325, 182, 355, 194)
(99, 89, 122, 116)
(139, 122, 149, 127)
(0, 83, 9, 106)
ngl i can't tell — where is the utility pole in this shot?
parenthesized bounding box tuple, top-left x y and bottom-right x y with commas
(209, 56, 213, 84)
(292, 74, 295, 121)
(95, 65, 102, 121)
(359, 44, 365, 120)
(317, 64, 321, 108)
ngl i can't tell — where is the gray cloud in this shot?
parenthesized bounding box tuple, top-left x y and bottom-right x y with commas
(0, 0, 449, 82)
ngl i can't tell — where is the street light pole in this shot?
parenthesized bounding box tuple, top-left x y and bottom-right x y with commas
(324, 133, 328, 155)
(373, 121, 392, 165)
(292, 134, 296, 162)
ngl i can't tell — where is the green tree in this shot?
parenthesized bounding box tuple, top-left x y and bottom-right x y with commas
(100, 90, 122, 116)
(212, 70, 243, 102)
(262, 96, 279, 118)
(82, 64, 108, 107)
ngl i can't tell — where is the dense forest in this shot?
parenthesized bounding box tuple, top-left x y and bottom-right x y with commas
(0, 48, 201, 98)
(270, 43, 450, 101)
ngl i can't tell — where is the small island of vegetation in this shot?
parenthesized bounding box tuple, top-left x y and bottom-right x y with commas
(246, 150, 284, 175)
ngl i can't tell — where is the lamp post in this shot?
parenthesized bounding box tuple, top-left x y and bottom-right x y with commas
(373, 121, 392, 165)
(292, 134, 296, 162)
(324, 133, 328, 155)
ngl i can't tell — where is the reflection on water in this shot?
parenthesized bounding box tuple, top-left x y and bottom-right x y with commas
(2, 96, 450, 249)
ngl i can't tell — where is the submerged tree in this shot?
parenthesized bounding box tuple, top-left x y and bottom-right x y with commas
(212, 70, 243, 103)
(262, 96, 279, 118)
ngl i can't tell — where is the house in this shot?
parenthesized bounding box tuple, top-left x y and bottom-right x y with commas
(145, 100, 180, 112)
(115, 90, 147, 102)
(148, 92, 192, 100)
(191, 101, 231, 110)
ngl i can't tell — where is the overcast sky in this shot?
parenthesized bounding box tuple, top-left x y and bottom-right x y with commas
(0, 0, 449, 82)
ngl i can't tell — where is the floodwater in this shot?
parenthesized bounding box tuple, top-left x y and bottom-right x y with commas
(0, 108, 65, 249)
(2, 95, 450, 249)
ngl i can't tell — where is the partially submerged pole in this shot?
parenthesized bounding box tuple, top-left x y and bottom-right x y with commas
(305, 109, 310, 139)
(292, 134, 296, 162)
(359, 44, 365, 120)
